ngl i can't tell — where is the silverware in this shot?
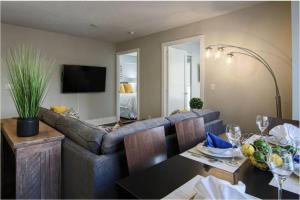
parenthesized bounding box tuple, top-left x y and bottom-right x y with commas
(189, 151, 218, 163)
(188, 150, 229, 165)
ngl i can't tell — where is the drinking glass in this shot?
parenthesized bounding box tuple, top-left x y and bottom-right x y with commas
(266, 149, 294, 200)
(256, 115, 269, 137)
(226, 124, 241, 166)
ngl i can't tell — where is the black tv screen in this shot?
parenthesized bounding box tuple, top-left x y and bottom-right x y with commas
(62, 65, 106, 93)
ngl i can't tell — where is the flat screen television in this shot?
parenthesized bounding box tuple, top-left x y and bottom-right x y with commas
(62, 65, 106, 93)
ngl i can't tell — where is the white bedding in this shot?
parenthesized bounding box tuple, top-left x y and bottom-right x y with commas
(120, 93, 137, 118)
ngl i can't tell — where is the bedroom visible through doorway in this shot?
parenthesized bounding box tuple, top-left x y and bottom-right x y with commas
(116, 50, 139, 121)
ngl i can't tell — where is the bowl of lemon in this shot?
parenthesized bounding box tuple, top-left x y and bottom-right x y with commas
(242, 139, 297, 171)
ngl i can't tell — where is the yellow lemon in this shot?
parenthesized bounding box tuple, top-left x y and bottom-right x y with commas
(242, 144, 255, 157)
(271, 153, 283, 167)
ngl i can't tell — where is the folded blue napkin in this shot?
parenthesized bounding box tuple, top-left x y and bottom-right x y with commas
(294, 155, 299, 163)
(205, 132, 233, 149)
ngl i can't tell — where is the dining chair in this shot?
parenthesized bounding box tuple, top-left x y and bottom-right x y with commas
(175, 117, 206, 152)
(268, 116, 299, 130)
(124, 126, 167, 174)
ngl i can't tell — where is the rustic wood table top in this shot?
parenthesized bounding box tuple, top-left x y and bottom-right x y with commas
(1, 118, 64, 151)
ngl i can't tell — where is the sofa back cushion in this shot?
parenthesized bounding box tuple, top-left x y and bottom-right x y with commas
(192, 109, 220, 123)
(55, 116, 106, 155)
(38, 107, 63, 127)
(101, 117, 171, 154)
(204, 119, 225, 135)
(165, 112, 198, 134)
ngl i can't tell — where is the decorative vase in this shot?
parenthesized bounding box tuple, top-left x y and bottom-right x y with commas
(17, 118, 39, 137)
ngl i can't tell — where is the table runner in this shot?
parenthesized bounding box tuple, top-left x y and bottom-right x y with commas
(180, 135, 261, 173)
(180, 149, 246, 173)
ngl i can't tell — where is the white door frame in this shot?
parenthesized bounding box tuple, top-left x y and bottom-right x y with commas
(116, 48, 140, 120)
(161, 35, 205, 117)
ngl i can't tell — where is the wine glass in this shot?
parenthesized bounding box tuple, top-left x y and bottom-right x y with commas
(256, 115, 269, 137)
(286, 132, 299, 176)
(266, 149, 294, 200)
(226, 124, 242, 166)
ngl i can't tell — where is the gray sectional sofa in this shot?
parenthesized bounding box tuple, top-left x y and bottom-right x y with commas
(38, 107, 225, 199)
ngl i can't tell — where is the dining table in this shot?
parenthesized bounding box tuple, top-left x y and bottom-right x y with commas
(116, 134, 299, 199)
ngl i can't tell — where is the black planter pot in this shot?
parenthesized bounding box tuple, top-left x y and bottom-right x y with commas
(17, 118, 39, 137)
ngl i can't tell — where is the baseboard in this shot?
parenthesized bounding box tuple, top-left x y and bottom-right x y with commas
(85, 116, 117, 126)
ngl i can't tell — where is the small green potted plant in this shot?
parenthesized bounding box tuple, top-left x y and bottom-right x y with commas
(189, 97, 203, 110)
(5, 46, 53, 137)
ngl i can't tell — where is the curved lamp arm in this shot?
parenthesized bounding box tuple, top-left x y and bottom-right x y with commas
(228, 51, 280, 95)
(207, 44, 282, 118)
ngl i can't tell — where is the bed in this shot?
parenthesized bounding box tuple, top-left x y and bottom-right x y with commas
(120, 93, 137, 119)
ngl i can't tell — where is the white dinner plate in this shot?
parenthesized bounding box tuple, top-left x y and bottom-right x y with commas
(196, 143, 234, 158)
(201, 143, 232, 155)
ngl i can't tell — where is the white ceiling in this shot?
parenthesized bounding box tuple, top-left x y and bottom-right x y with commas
(1, 1, 261, 43)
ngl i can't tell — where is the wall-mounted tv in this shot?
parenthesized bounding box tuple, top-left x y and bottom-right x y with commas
(62, 65, 106, 93)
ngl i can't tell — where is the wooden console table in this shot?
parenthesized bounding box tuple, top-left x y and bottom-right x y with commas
(1, 118, 65, 199)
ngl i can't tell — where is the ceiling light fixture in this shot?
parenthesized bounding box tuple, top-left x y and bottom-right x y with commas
(128, 31, 135, 35)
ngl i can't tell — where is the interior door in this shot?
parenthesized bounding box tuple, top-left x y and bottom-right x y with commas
(184, 55, 192, 110)
(167, 47, 186, 115)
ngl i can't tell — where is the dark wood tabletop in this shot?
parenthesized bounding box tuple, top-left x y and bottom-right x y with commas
(117, 155, 299, 199)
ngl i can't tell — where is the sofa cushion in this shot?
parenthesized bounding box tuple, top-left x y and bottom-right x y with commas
(165, 112, 198, 134)
(166, 112, 198, 125)
(101, 117, 171, 154)
(38, 107, 63, 127)
(204, 119, 225, 135)
(192, 109, 220, 123)
(56, 116, 106, 155)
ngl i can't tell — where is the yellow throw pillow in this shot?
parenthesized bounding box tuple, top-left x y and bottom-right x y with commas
(50, 105, 69, 114)
(124, 83, 134, 93)
(119, 84, 125, 93)
(180, 108, 189, 113)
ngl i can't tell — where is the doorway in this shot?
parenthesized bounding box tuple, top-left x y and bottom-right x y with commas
(162, 36, 205, 116)
(116, 49, 140, 121)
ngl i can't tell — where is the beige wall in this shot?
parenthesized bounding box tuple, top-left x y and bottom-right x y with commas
(292, 1, 299, 120)
(116, 2, 292, 132)
(1, 24, 116, 120)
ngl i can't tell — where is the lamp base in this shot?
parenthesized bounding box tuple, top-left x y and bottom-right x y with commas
(275, 95, 282, 118)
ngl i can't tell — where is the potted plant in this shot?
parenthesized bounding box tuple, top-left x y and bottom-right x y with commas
(189, 97, 203, 110)
(5, 46, 53, 137)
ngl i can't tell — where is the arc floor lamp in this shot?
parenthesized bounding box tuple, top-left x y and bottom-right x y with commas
(206, 44, 282, 118)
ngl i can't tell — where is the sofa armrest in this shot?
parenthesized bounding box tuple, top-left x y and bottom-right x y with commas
(62, 138, 98, 198)
(62, 138, 127, 199)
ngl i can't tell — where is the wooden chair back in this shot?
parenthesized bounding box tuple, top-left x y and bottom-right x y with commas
(175, 117, 205, 152)
(268, 116, 299, 131)
(124, 126, 167, 174)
